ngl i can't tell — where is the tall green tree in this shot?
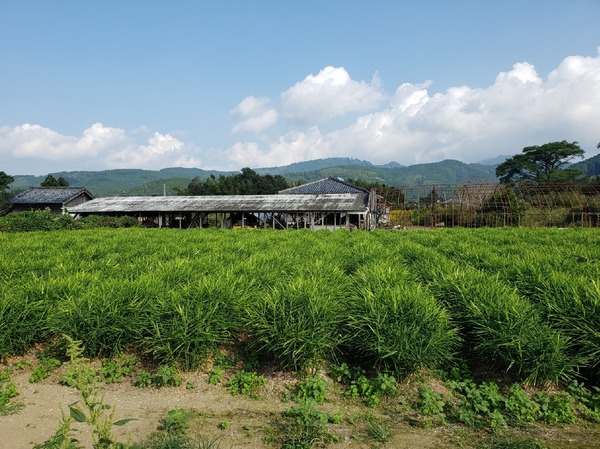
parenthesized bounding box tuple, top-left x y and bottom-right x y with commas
(496, 141, 585, 183)
(0, 171, 14, 211)
(41, 175, 69, 187)
(0, 171, 14, 190)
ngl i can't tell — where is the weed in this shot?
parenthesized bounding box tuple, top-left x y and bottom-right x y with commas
(132, 365, 183, 388)
(486, 435, 549, 449)
(60, 363, 98, 388)
(329, 363, 397, 407)
(33, 335, 137, 448)
(279, 399, 339, 449)
(293, 375, 327, 404)
(567, 380, 600, 422)
(0, 368, 22, 415)
(13, 359, 32, 370)
(208, 367, 224, 385)
(504, 384, 540, 424)
(133, 370, 154, 388)
(29, 357, 61, 383)
(229, 370, 265, 398)
(143, 410, 225, 449)
(416, 386, 446, 422)
(447, 379, 507, 430)
(100, 354, 139, 383)
(364, 414, 392, 443)
(217, 420, 230, 430)
(158, 408, 194, 435)
(535, 391, 577, 425)
(154, 365, 183, 387)
(32, 409, 80, 449)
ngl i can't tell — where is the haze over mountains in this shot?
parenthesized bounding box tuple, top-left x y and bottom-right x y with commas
(9, 154, 600, 197)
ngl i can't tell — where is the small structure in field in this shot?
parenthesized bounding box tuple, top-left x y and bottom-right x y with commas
(10, 187, 95, 214)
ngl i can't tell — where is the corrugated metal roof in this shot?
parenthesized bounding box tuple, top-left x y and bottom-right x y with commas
(69, 194, 369, 214)
(12, 187, 94, 204)
(279, 177, 369, 195)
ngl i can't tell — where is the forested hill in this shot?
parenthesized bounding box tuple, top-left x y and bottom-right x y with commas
(282, 159, 497, 186)
(572, 153, 600, 176)
(10, 159, 498, 197)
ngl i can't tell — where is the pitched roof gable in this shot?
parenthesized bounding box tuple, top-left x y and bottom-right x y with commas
(12, 187, 94, 205)
(279, 177, 369, 195)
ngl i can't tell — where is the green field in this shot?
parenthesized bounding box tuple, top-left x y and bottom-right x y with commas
(1, 227, 598, 386)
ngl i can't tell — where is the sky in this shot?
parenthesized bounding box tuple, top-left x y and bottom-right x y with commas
(1, 1, 600, 176)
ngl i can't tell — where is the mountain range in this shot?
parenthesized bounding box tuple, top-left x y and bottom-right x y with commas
(9, 154, 599, 197)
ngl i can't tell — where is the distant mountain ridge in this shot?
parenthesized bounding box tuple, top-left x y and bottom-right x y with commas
(253, 157, 403, 175)
(12, 158, 500, 196)
(10, 158, 497, 197)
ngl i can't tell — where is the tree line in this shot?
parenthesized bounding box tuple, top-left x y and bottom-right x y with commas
(177, 167, 290, 195)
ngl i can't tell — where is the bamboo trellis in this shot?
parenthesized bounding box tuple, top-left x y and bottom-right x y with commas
(374, 182, 600, 228)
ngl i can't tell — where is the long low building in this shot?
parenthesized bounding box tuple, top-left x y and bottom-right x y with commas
(68, 192, 376, 230)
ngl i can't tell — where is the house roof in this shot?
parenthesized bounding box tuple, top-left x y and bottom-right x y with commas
(279, 177, 369, 195)
(69, 193, 369, 214)
(11, 187, 94, 205)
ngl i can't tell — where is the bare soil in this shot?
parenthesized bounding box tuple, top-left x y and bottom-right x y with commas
(2, 363, 600, 449)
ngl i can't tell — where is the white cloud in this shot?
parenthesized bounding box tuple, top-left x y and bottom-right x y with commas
(228, 50, 600, 168)
(230, 96, 278, 134)
(222, 128, 326, 170)
(281, 66, 385, 124)
(0, 123, 200, 174)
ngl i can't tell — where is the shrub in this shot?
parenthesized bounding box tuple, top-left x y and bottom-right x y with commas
(0, 209, 78, 232)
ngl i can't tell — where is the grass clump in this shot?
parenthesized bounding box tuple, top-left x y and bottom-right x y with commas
(142, 276, 242, 370)
(244, 272, 346, 372)
(344, 263, 459, 376)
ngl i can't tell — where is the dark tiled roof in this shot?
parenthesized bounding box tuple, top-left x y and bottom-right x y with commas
(279, 177, 369, 195)
(12, 187, 94, 204)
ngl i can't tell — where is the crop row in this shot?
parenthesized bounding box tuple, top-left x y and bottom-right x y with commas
(0, 227, 598, 385)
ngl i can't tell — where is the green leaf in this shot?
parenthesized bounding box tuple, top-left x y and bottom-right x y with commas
(113, 418, 137, 426)
(69, 405, 87, 423)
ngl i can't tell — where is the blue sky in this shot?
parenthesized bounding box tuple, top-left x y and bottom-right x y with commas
(1, 1, 599, 175)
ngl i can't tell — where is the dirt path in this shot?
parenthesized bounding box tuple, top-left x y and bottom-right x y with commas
(1, 368, 451, 449)
(2, 367, 599, 449)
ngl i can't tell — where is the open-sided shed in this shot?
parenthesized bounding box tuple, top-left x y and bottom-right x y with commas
(69, 193, 374, 230)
